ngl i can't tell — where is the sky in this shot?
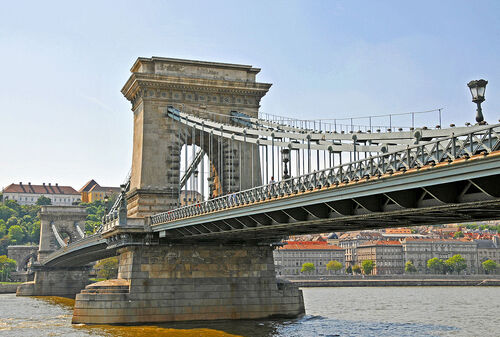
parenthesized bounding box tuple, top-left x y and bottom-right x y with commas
(1, 0, 499, 190)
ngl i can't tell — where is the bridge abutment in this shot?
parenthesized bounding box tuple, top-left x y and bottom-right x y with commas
(17, 265, 91, 298)
(73, 243, 304, 324)
(17, 206, 90, 298)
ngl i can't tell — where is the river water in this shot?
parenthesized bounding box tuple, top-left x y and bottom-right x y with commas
(0, 287, 498, 337)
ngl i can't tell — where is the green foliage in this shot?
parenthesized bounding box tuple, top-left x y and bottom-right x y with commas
(482, 259, 497, 274)
(95, 257, 118, 280)
(361, 260, 374, 275)
(4, 200, 22, 217)
(445, 254, 467, 274)
(427, 257, 446, 274)
(81, 200, 108, 235)
(0, 255, 17, 281)
(0, 205, 16, 222)
(0, 220, 6, 236)
(6, 217, 19, 229)
(30, 221, 40, 242)
(453, 231, 464, 238)
(0, 198, 108, 251)
(0, 237, 9, 256)
(326, 260, 343, 272)
(8, 225, 25, 244)
(464, 223, 500, 233)
(300, 262, 315, 273)
(405, 260, 417, 273)
(36, 196, 52, 205)
(345, 265, 352, 274)
(352, 264, 361, 274)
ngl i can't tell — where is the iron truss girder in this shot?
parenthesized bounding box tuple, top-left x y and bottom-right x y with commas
(161, 199, 500, 241)
(153, 153, 500, 240)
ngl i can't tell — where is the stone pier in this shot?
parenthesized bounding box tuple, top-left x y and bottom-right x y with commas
(73, 243, 304, 324)
(16, 205, 91, 298)
(16, 265, 90, 298)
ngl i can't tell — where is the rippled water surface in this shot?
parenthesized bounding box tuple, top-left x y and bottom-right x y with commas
(0, 287, 499, 336)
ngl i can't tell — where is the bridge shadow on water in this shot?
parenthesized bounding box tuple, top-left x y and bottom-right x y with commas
(2, 294, 461, 337)
(77, 315, 459, 337)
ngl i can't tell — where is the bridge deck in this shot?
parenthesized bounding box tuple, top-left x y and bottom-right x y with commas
(152, 150, 500, 241)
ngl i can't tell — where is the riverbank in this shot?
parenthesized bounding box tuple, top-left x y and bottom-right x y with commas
(291, 278, 500, 287)
(0, 283, 21, 293)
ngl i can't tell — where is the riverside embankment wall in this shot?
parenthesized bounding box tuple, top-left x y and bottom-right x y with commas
(290, 277, 500, 287)
(0, 284, 20, 293)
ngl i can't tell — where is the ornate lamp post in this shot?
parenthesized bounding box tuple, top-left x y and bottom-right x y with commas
(467, 79, 488, 124)
(281, 148, 290, 179)
(104, 195, 109, 213)
(207, 176, 215, 199)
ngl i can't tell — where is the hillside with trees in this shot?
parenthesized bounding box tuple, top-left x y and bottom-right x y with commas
(0, 193, 113, 255)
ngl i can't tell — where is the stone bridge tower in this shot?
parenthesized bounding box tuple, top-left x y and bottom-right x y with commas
(17, 205, 90, 298)
(38, 206, 87, 261)
(121, 57, 271, 218)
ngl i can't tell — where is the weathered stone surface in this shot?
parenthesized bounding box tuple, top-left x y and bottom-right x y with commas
(16, 206, 90, 298)
(122, 57, 269, 217)
(73, 243, 304, 324)
(7, 245, 38, 272)
(38, 206, 87, 261)
(17, 267, 90, 298)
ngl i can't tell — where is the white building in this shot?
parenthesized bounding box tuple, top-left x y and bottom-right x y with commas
(2, 182, 80, 206)
(273, 241, 345, 277)
(402, 238, 478, 274)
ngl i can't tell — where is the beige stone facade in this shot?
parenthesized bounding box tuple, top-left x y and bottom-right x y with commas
(339, 231, 383, 267)
(73, 244, 304, 324)
(357, 241, 404, 275)
(402, 239, 478, 273)
(273, 241, 345, 277)
(121, 57, 271, 218)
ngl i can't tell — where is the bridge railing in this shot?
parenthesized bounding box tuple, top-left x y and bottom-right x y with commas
(42, 233, 103, 263)
(151, 123, 500, 225)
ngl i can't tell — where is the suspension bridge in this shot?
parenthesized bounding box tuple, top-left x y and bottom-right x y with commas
(17, 57, 500, 325)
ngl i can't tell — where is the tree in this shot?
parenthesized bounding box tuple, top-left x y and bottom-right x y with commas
(453, 231, 464, 239)
(0, 255, 16, 281)
(30, 221, 40, 242)
(3, 200, 21, 215)
(300, 262, 315, 273)
(82, 200, 107, 235)
(445, 254, 467, 274)
(345, 265, 352, 274)
(6, 216, 19, 229)
(0, 205, 16, 222)
(352, 264, 361, 274)
(482, 260, 497, 274)
(8, 225, 25, 244)
(0, 237, 10, 255)
(36, 196, 52, 206)
(0, 220, 6, 237)
(95, 257, 118, 280)
(326, 260, 343, 273)
(405, 260, 417, 273)
(427, 257, 445, 274)
(361, 260, 374, 275)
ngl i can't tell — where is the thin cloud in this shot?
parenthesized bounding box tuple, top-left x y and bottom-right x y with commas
(80, 94, 116, 114)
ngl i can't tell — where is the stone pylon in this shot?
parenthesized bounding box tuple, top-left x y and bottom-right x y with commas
(17, 206, 90, 298)
(121, 57, 270, 218)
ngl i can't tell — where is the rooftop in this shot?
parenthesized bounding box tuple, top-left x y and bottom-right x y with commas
(278, 241, 343, 251)
(359, 240, 402, 247)
(3, 182, 79, 195)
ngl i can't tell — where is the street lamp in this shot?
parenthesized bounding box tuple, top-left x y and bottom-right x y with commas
(281, 148, 290, 179)
(467, 79, 488, 124)
(104, 195, 109, 213)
